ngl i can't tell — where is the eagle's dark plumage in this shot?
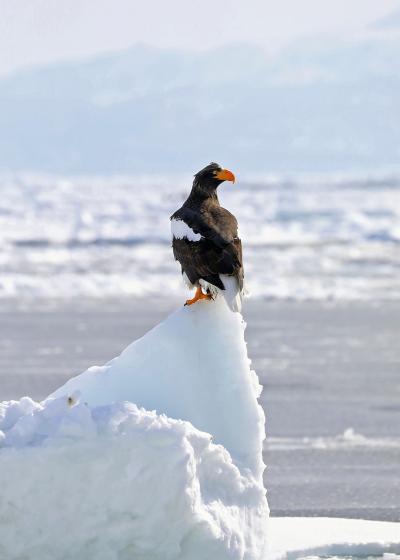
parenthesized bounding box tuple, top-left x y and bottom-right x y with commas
(170, 163, 244, 306)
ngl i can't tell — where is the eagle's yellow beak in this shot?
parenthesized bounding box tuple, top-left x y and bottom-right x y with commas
(214, 168, 236, 183)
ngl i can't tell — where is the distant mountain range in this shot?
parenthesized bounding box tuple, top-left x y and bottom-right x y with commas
(0, 36, 399, 174)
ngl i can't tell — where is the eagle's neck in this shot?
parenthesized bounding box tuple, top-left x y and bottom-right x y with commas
(186, 182, 220, 206)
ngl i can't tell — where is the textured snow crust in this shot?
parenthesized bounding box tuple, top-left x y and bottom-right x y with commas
(0, 297, 269, 560)
(269, 517, 400, 560)
(0, 398, 268, 560)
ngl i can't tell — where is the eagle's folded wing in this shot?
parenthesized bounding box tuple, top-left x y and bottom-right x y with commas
(171, 207, 244, 291)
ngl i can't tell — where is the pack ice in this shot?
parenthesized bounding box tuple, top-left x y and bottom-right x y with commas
(0, 296, 269, 560)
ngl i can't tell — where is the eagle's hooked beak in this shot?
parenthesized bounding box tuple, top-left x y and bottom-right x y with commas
(214, 168, 236, 183)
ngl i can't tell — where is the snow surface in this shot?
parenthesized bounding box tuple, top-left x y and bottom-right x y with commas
(0, 398, 268, 560)
(266, 428, 400, 451)
(268, 517, 400, 560)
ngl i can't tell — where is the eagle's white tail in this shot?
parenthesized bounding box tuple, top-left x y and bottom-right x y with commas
(199, 275, 245, 312)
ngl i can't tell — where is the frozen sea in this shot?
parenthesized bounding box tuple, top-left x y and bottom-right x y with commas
(0, 172, 399, 526)
(0, 172, 400, 301)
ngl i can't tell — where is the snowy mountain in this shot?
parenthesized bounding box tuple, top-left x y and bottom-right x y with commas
(372, 8, 400, 30)
(0, 36, 399, 174)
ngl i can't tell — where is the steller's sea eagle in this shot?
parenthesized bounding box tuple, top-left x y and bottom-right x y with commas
(171, 162, 244, 309)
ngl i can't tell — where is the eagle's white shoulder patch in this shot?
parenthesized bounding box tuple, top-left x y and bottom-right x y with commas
(171, 218, 202, 242)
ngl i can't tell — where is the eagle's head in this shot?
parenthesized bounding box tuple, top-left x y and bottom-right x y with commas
(193, 162, 235, 194)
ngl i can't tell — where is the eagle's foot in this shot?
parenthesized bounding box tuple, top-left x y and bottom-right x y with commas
(185, 286, 212, 306)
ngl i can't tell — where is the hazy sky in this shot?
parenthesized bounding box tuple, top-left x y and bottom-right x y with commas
(1, 0, 399, 76)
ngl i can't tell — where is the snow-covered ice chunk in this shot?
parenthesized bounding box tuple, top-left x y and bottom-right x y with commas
(50, 295, 265, 478)
(0, 399, 268, 560)
(0, 296, 269, 559)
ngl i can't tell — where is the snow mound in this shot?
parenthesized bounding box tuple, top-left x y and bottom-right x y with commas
(50, 295, 265, 478)
(0, 397, 268, 560)
(0, 297, 269, 560)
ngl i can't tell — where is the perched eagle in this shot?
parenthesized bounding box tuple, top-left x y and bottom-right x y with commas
(171, 162, 244, 309)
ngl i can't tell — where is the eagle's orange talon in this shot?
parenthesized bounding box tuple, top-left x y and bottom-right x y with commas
(185, 286, 212, 306)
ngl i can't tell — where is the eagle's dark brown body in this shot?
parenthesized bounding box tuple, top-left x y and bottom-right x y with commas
(170, 163, 244, 294)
